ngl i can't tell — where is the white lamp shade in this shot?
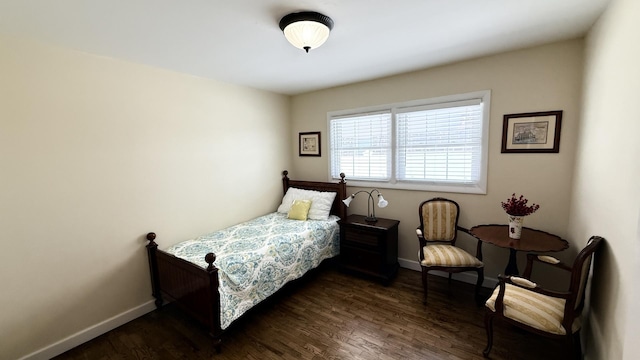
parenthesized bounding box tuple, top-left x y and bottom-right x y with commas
(377, 195, 388, 208)
(342, 196, 353, 207)
(282, 21, 331, 51)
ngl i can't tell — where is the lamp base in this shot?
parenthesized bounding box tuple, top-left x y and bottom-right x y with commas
(364, 216, 378, 223)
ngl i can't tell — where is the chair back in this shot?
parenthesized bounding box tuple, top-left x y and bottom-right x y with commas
(570, 236, 604, 312)
(418, 198, 460, 244)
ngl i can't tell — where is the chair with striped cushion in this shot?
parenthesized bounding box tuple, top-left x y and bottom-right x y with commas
(483, 236, 604, 359)
(417, 198, 484, 304)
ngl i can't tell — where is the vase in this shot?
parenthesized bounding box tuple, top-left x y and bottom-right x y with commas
(508, 215, 524, 239)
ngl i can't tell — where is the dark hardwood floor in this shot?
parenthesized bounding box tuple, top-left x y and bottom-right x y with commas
(54, 265, 565, 359)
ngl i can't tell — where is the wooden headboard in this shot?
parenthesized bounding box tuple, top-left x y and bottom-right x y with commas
(282, 170, 347, 220)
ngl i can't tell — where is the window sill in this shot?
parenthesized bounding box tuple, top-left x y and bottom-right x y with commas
(335, 179, 487, 195)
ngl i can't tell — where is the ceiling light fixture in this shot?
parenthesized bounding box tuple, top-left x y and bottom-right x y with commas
(279, 11, 334, 53)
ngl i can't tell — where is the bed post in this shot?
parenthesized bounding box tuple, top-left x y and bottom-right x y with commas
(338, 172, 347, 220)
(282, 170, 290, 193)
(205, 253, 223, 353)
(146, 232, 163, 308)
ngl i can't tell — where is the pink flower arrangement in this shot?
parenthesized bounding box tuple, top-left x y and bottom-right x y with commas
(501, 193, 540, 216)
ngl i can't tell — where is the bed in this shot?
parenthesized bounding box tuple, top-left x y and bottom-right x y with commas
(145, 170, 347, 351)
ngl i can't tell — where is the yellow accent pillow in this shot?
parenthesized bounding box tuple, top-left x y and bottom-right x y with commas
(287, 199, 312, 220)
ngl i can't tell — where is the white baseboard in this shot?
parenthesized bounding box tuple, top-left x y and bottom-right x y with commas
(18, 300, 157, 360)
(399, 257, 498, 289)
(19, 260, 494, 360)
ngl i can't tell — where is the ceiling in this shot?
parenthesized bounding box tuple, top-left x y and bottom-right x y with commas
(0, 0, 610, 95)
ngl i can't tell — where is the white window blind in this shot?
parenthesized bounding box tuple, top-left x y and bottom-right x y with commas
(329, 112, 392, 181)
(327, 90, 490, 194)
(396, 100, 483, 184)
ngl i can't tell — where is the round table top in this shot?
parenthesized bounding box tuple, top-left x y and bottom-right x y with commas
(469, 224, 569, 252)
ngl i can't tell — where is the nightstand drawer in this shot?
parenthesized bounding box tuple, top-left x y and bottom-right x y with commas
(344, 228, 379, 247)
(341, 246, 380, 274)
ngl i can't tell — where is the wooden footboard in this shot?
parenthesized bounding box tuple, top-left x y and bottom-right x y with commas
(146, 232, 222, 349)
(145, 170, 347, 352)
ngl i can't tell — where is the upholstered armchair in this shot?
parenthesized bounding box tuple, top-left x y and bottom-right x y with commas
(416, 198, 484, 304)
(483, 236, 604, 359)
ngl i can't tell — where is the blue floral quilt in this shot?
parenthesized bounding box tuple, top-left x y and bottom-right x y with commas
(165, 212, 340, 329)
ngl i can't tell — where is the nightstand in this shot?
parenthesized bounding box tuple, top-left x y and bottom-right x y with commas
(338, 214, 400, 285)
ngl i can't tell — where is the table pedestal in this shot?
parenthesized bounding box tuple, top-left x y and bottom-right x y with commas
(505, 248, 519, 275)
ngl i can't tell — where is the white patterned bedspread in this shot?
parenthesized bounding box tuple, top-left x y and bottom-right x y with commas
(165, 212, 340, 329)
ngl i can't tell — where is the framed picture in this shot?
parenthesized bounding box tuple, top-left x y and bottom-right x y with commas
(299, 131, 321, 157)
(501, 110, 563, 153)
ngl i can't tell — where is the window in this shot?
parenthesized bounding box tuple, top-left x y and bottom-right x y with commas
(329, 111, 392, 182)
(328, 90, 490, 194)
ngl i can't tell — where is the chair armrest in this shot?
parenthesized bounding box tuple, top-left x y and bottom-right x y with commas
(532, 254, 572, 270)
(456, 225, 470, 235)
(456, 225, 482, 261)
(416, 228, 426, 259)
(504, 275, 571, 299)
(522, 253, 572, 279)
(510, 276, 537, 288)
(538, 255, 561, 264)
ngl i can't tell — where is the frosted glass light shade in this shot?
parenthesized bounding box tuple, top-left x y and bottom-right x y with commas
(279, 12, 334, 53)
(283, 21, 330, 51)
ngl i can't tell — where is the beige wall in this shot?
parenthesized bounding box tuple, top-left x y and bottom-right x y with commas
(572, 0, 640, 358)
(291, 40, 584, 286)
(5, 8, 636, 358)
(0, 35, 290, 359)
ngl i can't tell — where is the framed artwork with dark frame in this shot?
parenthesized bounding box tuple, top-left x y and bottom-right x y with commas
(299, 131, 321, 157)
(501, 110, 563, 153)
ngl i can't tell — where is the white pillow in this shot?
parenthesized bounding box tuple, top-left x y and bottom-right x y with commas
(277, 187, 337, 220)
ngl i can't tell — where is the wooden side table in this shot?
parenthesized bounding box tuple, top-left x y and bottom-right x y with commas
(338, 214, 399, 285)
(469, 224, 569, 275)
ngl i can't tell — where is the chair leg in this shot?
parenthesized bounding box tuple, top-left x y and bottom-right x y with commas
(421, 268, 429, 304)
(566, 331, 582, 360)
(475, 268, 485, 306)
(573, 331, 582, 360)
(483, 312, 494, 358)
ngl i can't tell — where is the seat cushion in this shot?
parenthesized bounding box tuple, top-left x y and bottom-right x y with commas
(485, 283, 581, 335)
(420, 244, 483, 267)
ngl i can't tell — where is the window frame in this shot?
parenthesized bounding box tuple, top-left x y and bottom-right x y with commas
(327, 90, 491, 194)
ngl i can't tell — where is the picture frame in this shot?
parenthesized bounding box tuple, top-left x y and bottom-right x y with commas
(299, 131, 321, 157)
(501, 110, 563, 153)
